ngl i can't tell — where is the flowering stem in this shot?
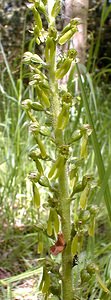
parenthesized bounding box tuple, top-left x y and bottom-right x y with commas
(47, 1, 73, 298)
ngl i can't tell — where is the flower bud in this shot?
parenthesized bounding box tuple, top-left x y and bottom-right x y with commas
(67, 49, 77, 59)
(36, 86, 50, 108)
(62, 92, 72, 104)
(22, 99, 32, 110)
(79, 210, 90, 223)
(48, 157, 61, 179)
(33, 182, 40, 207)
(34, 25, 40, 38)
(57, 105, 69, 130)
(80, 124, 92, 136)
(53, 209, 59, 234)
(45, 37, 55, 63)
(56, 58, 72, 79)
(49, 26, 57, 40)
(31, 53, 45, 64)
(47, 209, 53, 236)
(39, 126, 51, 137)
(31, 101, 44, 111)
(23, 51, 45, 65)
(30, 121, 40, 135)
(35, 160, 44, 175)
(58, 28, 77, 45)
(69, 130, 82, 144)
(29, 171, 40, 182)
(79, 184, 90, 209)
(89, 205, 98, 216)
(42, 0, 47, 5)
(86, 263, 99, 275)
(71, 234, 78, 256)
(80, 269, 91, 283)
(51, 0, 61, 18)
(59, 145, 69, 157)
(88, 217, 95, 237)
(33, 7, 42, 31)
(80, 134, 88, 159)
(35, 1, 46, 15)
(48, 156, 65, 179)
(29, 149, 40, 161)
(37, 137, 47, 158)
(60, 19, 78, 35)
(38, 176, 50, 187)
(23, 51, 32, 63)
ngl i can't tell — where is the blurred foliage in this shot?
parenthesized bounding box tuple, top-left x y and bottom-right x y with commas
(0, 1, 27, 60)
(88, 0, 111, 73)
(0, 0, 111, 71)
(0, 0, 64, 66)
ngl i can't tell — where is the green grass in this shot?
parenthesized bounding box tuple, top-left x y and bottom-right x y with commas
(76, 63, 111, 220)
(0, 42, 34, 226)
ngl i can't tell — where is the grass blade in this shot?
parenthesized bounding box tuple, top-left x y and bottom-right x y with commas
(0, 42, 18, 98)
(76, 63, 111, 220)
(97, 160, 111, 204)
(0, 267, 43, 285)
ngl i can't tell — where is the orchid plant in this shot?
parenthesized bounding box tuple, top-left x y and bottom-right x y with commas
(22, 0, 109, 299)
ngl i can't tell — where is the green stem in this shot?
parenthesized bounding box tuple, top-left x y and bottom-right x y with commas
(47, 2, 73, 299)
(50, 71, 73, 300)
(59, 168, 73, 300)
(50, 76, 73, 300)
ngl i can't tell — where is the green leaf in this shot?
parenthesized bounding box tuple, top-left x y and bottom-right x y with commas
(31, 101, 44, 111)
(88, 217, 95, 237)
(42, 269, 50, 294)
(58, 28, 76, 45)
(33, 183, 40, 207)
(79, 184, 90, 209)
(96, 272, 110, 294)
(56, 58, 72, 79)
(53, 209, 59, 234)
(36, 136, 47, 158)
(80, 134, 88, 159)
(47, 210, 53, 236)
(33, 7, 42, 30)
(48, 157, 61, 179)
(45, 37, 55, 63)
(38, 241, 43, 254)
(51, 0, 61, 18)
(71, 234, 78, 256)
(36, 85, 50, 108)
(57, 104, 69, 130)
(35, 160, 44, 175)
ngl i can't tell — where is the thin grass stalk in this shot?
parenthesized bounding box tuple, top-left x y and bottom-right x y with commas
(0, 42, 18, 98)
(16, 16, 26, 158)
(96, 160, 111, 204)
(92, 0, 111, 72)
